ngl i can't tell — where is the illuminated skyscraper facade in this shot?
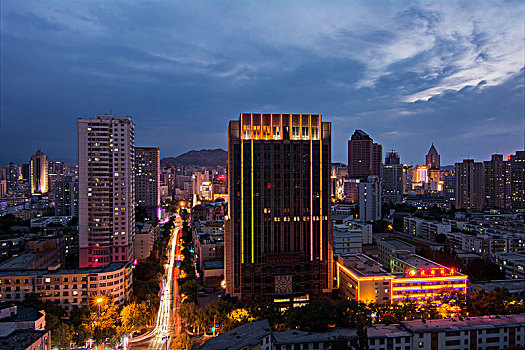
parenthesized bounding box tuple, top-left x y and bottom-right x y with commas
(30, 149, 49, 194)
(226, 113, 333, 302)
(78, 115, 135, 268)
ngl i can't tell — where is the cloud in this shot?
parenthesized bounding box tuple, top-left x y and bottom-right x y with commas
(0, 0, 523, 165)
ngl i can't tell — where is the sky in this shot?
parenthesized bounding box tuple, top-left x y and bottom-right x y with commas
(1, 0, 524, 166)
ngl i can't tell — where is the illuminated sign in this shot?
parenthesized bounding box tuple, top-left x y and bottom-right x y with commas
(406, 267, 457, 278)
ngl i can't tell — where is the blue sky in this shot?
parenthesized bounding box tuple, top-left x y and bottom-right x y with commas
(1, 0, 523, 165)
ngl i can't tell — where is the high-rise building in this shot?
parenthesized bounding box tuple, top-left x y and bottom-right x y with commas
(5, 163, 21, 192)
(483, 154, 511, 209)
(54, 175, 79, 217)
(347, 129, 382, 178)
(359, 176, 382, 222)
(380, 151, 403, 204)
(426, 143, 440, 169)
(455, 159, 484, 211)
(135, 147, 160, 221)
(78, 115, 135, 268)
(510, 150, 525, 209)
(30, 150, 49, 194)
(444, 174, 456, 204)
(226, 113, 333, 302)
(426, 143, 440, 183)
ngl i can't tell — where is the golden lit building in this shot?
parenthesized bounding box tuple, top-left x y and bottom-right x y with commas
(30, 149, 49, 194)
(336, 254, 468, 305)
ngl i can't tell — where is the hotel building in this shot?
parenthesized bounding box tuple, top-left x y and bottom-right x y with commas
(336, 254, 468, 305)
(226, 113, 333, 302)
(78, 115, 135, 268)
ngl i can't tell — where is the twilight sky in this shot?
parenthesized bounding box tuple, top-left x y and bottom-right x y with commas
(1, 1, 523, 166)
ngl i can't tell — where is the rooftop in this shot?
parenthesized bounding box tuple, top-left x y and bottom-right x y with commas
(378, 239, 415, 250)
(338, 254, 390, 278)
(199, 319, 271, 350)
(400, 314, 525, 333)
(273, 328, 356, 345)
(367, 324, 412, 339)
(0, 329, 49, 349)
(0, 303, 44, 322)
(0, 262, 128, 277)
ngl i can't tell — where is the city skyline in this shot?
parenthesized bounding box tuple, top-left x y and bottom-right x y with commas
(1, 1, 524, 165)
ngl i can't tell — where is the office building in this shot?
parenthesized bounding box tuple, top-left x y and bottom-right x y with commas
(333, 224, 363, 256)
(484, 154, 511, 209)
(426, 143, 440, 183)
(380, 151, 403, 203)
(510, 150, 525, 209)
(54, 175, 79, 217)
(78, 115, 135, 268)
(347, 129, 382, 178)
(359, 176, 381, 222)
(30, 150, 49, 194)
(226, 113, 333, 302)
(377, 239, 416, 270)
(455, 159, 484, 211)
(135, 147, 160, 220)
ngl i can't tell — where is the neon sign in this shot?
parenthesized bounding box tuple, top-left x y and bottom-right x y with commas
(407, 267, 457, 278)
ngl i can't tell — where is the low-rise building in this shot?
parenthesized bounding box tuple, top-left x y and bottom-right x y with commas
(377, 239, 416, 270)
(134, 223, 159, 261)
(0, 262, 132, 311)
(492, 252, 525, 279)
(200, 319, 272, 350)
(333, 225, 363, 256)
(336, 254, 468, 305)
(0, 303, 50, 350)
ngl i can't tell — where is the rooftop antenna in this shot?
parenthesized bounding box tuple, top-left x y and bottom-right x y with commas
(110, 108, 113, 115)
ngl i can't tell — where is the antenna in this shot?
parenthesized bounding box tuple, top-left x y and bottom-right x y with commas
(110, 108, 113, 115)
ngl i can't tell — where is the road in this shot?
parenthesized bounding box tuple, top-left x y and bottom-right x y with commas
(129, 217, 182, 350)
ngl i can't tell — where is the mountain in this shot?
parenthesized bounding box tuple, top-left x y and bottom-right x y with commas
(161, 148, 227, 168)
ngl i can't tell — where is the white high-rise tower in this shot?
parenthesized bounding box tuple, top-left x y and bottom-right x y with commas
(78, 115, 135, 268)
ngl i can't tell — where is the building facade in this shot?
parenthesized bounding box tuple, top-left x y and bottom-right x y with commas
(226, 113, 333, 302)
(135, 146, 160, 221)
(78, 115, 135, 268)
(455, 159, 484, 211)
(484, 154, 511, 209)
(347, 129, 382, 178)
(54, 175, 79, 217)
(380, 151, 403, 204)
(30, 150, 49, 194)
(359, 176, 381, 222)
(510, 151, 525, 209)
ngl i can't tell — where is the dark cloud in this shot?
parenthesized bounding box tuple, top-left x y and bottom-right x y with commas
(0, 1, 523, 166)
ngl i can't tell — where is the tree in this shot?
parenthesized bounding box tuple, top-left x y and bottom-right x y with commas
(53, 323, 74, 349)
(170, 333, 192, 350)
(465, 259, 505, 281)
(179, 279, 201, 302)
(285, 300, 335, 332)
(120, 301, 149, 333)
(179, 301, 198, 331)
(468, 288, 523, 316)
(84, 296, 119, 346)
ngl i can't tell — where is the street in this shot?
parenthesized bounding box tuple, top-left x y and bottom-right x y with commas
(129, 217, 182, 350)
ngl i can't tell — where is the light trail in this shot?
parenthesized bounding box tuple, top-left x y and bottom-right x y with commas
(129, 217, 182, 349)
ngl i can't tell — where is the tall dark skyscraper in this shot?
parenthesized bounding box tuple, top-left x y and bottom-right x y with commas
(455, 159, 484, 211)
(135, 146, 161, 221)
(226, 113, 333, 302)
(347, 129, 382, 178)
(381, 151, 403, 204)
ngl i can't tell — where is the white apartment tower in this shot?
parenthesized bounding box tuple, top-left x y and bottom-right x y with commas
(78, 115, 135, 268)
